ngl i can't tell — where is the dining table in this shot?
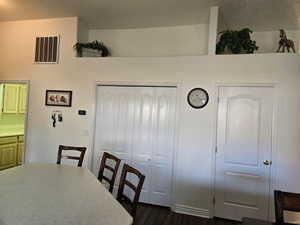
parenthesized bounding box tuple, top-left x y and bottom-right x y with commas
(0, 163, 133, 225)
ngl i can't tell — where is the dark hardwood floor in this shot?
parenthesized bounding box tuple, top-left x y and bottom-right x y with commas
(135, 204, 240, 225)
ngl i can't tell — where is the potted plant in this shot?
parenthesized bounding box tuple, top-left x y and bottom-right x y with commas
(73, 40, 110, 57)
(216, 28, 259, 54)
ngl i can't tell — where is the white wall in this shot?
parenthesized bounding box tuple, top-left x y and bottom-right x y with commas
(216, 27, 300, 54)
(2, 18, 300, 219)
(252, 30, 300, 54)
(208, 7, 218, 55)
(216, 14, 300, 54)
(88, 24, 209, 57)
(77, 18, 89, 43)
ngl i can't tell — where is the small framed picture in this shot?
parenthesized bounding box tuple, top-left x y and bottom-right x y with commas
(45, 90, 72, 107)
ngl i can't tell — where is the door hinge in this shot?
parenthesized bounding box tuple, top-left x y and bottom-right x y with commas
(215, 146, 217, 153)
(213, 197, 216, 205)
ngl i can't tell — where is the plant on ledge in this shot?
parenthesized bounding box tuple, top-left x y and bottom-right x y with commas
(73, 40, 110, 57)
(216, 28, 259, 54)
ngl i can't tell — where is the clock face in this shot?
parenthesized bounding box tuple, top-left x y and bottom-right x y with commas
(187, 88, 209, 109)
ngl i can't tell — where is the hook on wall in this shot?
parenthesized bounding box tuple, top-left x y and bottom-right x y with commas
(51, 110, 63, 128)
(51, 113, 56, 128)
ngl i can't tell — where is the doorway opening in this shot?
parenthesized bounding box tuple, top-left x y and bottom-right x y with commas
(0, 81, 29, 170)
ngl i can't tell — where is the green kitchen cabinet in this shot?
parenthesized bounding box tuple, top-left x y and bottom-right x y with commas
(3, 84, 19, 113)
(2, 84, 27, 114)
(18, 85, 27, 114)
(0, 137, 18, 170)
(17, 136, 24, 165)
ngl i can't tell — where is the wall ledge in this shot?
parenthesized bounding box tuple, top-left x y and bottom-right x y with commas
(74, 52, 300, 60)
(173, 204, 210, 218)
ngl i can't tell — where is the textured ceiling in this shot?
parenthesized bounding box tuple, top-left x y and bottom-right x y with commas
(0, 0, 299, 30)
(0, 0, 217, 29)
(220, 0, 300, 31)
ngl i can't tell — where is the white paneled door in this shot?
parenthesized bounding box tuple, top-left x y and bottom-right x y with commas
(93, 85, 177, 207)
(215, 86, 274, 221)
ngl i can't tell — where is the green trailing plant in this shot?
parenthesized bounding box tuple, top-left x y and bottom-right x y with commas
(216, 28, 259, 54)
(73, 40, 110, 57)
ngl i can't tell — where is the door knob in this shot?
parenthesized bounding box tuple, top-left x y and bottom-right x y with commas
(263, 160, 271, 166)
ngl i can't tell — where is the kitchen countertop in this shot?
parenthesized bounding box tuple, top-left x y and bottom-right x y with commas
(0, 128, 24, 138)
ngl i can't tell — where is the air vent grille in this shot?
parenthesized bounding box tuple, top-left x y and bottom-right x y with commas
(34, 36, 59, 63)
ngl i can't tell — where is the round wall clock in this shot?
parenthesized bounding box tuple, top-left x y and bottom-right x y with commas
(187, 88, 209, 109)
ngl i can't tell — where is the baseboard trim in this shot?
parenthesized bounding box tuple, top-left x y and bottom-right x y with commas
(173, 204, 210, 218)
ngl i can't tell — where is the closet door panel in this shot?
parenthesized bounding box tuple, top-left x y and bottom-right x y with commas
(93, 87, 134, 179)
(131, 87, 155, 203)
(150, 88, 176, 206)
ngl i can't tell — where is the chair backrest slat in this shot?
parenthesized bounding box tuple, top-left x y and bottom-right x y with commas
(98, 152, 121, 193)
(101, 175, 112, 183)
(57, 145, 86, 167)
(274, 190, 300, 223)
(104, 165, 115, 173)
(117, 164, 145, 219)
(124, 180, 138, 192)
(61, 156, 81, 160)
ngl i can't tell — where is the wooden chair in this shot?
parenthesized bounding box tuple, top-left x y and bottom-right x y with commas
(57, 145, 86, 167)
(98, 152, 121, 193)
(274, 190, 300, 223)
(117, 164, 145, 220)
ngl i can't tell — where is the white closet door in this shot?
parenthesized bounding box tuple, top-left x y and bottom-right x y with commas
(130, 87, 155, 203)
(149, 87, 176, 206)
(93, 85, 176, 207)
(93, 86, 135, 194)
